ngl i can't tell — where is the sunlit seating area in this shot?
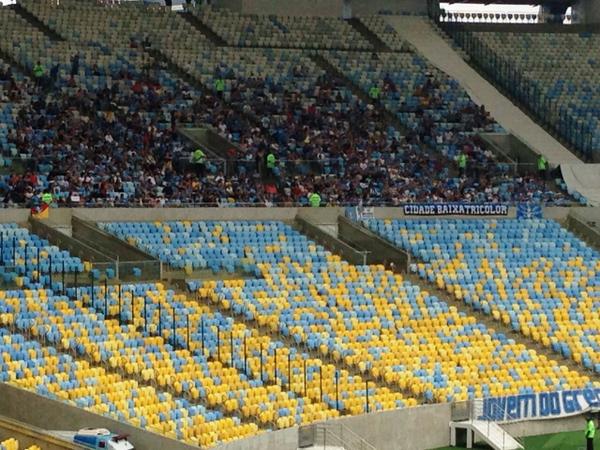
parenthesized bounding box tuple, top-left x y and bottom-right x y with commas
(0, 438, 40, 450)
(0, 328, 257, 446)
(0, 223, 84, 289)
(101, 220, 598, 404)
(0, 278, 407, 433)
(363, 218, 600, 373)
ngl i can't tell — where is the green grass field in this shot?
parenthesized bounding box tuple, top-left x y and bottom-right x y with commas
(431, 430, 596, 450)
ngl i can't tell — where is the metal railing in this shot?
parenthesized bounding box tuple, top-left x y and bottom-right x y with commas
(470, 399, 525, 450)
(310, 422, 377, 450)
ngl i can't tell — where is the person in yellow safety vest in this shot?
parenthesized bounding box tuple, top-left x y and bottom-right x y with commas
(308, 192, 321, 207)
(456, 152, 467, 177)
(33, 61, 45, 79)
(537, 154, 548, 180)
(368, 85, 381, 100)
(33, 61, 45, 87)
(586, 415, 596, 450)
(215, 78, 225, 97)
(41, 190, 53, 206)
(266, 152, 276, 174)
(191, 148, 206, 176)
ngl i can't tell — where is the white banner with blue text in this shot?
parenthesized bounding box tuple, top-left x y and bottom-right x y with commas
(473, 388, 600, 423)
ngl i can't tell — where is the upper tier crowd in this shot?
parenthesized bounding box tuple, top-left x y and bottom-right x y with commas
(0, 48, 570, 207)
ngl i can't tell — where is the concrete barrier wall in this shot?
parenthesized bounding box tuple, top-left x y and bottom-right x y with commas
(72, 207, 300, 223)
(566, 208, 600, 250)
(338, 215, 411, 270)
(332, 403, 452, 450)
(0, 207, 573, 225)
(294, 216, 368, 265)
(29, 218, 114, 263)
(298, 207, 344, 225)
(504, 414, 586, 438)
(0, 416, 80, 450)
(0, 209, 30, 224)
(479, 133, 540, 167)
(218, 427, 297, 450)
(0, 383, 198, 450)
(71, 216, 155, 262)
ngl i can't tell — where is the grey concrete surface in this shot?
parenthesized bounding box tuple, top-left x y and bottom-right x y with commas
(298, 207, 344, 225)
(0, 209, 30, 224)
(338, 215, 411, 270)
(0, 415, 81, 450)
(503, 413, 587, 438)
(295, 215, 368, 265)
(0, 206, 576, 226)
(0, 383, 196, 450)
(567, 207, 600, 249)
(73, 207, 301, 223)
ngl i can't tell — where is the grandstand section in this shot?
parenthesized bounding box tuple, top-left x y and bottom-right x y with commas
(447, 26, 600, 161)
(189, 7, 373, 50)
(386, 15, 585, 166)
(2, 0, 600, 449)
(0, 208, 597, 449)
(0, 223, 85, 289)
(363, 218, 600, 375)
(0, 0, 584, 207)
(101, 220, 598, 403)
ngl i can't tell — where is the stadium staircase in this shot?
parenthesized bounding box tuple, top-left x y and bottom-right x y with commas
(0, 49, 28, 77)
(180, 11, 228, 46)
(178, 128, 236, 174)
(450, 419, 523, 450)
(293, 216, 370, 267)
(11, 3, 65, 42)
(384, 15, 582, 166)
(565, 208, 600, 251)
(346, 18, 392, 52)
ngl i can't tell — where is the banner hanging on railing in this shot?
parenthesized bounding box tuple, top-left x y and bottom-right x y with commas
(516, 203, 543, 219)
(474, 388, 600, 423)
(346, 206, 375, 221)
(403, 203, 509, 216)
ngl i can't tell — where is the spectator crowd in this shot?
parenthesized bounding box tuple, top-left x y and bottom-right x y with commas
(0, 53, 571, 208)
